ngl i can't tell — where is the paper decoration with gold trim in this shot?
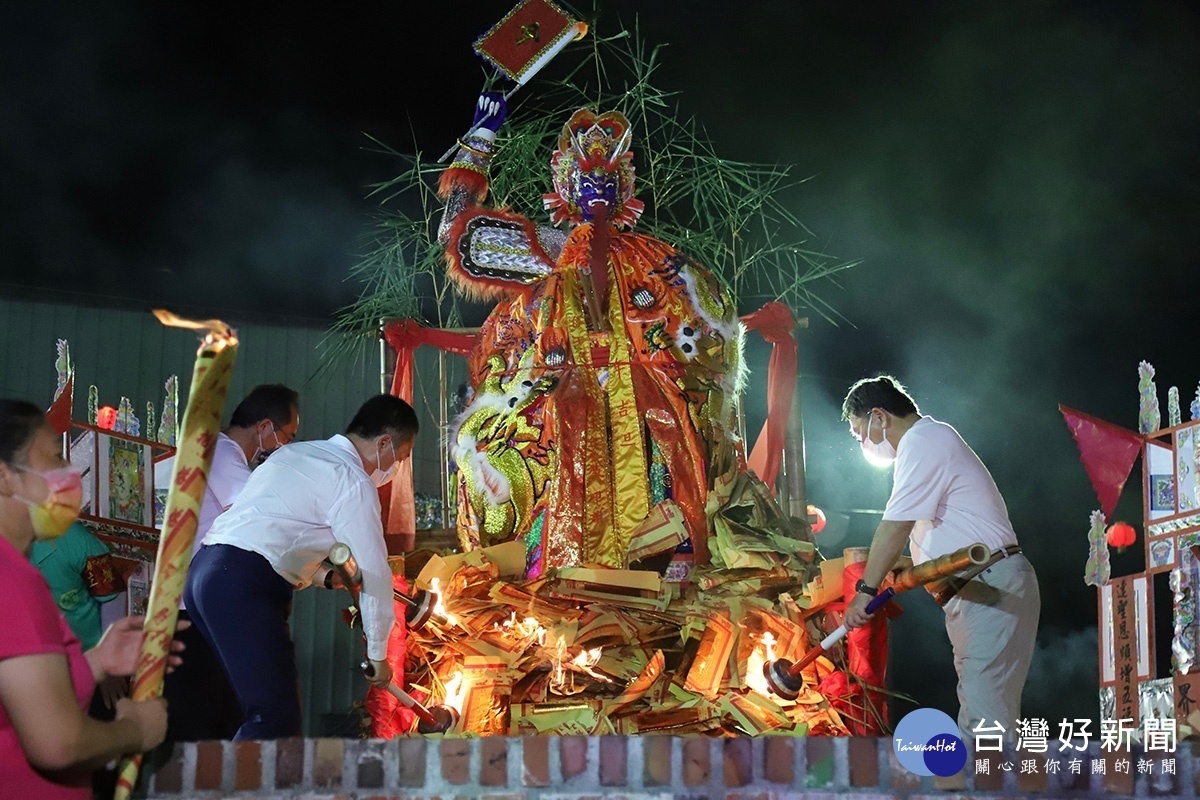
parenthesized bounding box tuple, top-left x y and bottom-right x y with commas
(473, 0, 586, 86)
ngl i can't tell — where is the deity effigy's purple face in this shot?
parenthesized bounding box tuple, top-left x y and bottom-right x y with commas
(543, 109, 645, 229)
(576, 169, 620, 221)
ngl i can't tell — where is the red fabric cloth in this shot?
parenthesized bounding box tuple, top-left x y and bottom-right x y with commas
(741, 302, 797, 491)
(840, 560, 889, 735)
(0, 536, 95, 799)
(1059, 405, 1144, 519)
(364, 574, 416, 737)
(382, 322, 478, 539)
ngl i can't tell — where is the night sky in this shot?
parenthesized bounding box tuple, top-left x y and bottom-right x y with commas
(3, 0, 1199, 726)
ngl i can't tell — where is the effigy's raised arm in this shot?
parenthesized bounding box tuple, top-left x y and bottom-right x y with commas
(437, 92, 506, 247)
(435, 92, 557, 302)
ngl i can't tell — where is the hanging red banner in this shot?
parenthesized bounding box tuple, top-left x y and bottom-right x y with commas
(742, 301, 797, 491)
(382, 321, 478, 543)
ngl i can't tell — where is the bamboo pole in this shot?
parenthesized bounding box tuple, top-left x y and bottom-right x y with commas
(114, 312, 237, 800)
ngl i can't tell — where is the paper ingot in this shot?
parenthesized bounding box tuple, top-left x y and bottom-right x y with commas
(626, 501, 688, 564)
(684, 612, 735, 700)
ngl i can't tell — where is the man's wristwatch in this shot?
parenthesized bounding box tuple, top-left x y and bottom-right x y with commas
(854, 579, 879, 597)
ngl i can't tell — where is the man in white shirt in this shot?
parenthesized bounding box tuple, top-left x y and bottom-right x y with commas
(165, 384, 300, 741)
(183, 394, 416, 740)
(841, 376, 1040, 739)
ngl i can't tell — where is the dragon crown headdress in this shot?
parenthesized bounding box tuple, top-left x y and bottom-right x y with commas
(543, 108, 645, 229)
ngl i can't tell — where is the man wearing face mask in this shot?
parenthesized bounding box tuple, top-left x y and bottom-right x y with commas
(840, 376, 1040, 741)
(164, 383, 299, 742)
(184, 394, 417, 740)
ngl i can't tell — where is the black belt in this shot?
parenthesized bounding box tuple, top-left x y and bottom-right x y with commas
(930, 545, 1023, 607)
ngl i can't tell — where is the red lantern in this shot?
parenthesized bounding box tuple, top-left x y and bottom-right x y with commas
(1106, 521, 1137, 552)
(807, 504, 827, 534)
(97, 406, 118, 430)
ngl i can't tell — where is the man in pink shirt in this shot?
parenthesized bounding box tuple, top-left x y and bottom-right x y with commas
(163, 384, 299, 742)
(841, 376, 1040, 740)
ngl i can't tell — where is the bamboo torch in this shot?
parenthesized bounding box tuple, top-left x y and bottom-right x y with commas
(763, 542, 990, 700)
(113, 311, 238, 800)
(326, 544, 459, 734)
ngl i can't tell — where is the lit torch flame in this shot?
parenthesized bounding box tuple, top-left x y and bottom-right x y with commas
(152, 309, 237, 349)
(441, 669, 468, 713)
(745, 632, 779, 698)
(429, 578, 457, 627)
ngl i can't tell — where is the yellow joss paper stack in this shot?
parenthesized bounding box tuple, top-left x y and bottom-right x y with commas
(396, 484, 861, 738)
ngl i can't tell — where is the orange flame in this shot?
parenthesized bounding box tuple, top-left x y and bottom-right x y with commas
(568, 647, 612, 684)
(152, 309, 237, 348)
(441, 669, 468, 713)
(745, 632, 779, 698)
(500, 613, 546, 644)
(429, 578, 457, 627)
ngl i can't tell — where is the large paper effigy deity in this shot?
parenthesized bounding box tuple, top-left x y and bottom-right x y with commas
(438, 95, 742, 577)
(344, 24, 889, 739)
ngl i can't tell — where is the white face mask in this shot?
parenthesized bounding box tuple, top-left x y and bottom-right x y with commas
(860, 413, 897, 467)
(251, 425, 282, 467)
(370, 439, 399, 487)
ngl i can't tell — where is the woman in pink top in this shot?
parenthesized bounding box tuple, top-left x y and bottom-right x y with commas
(0, 399, 171, 798)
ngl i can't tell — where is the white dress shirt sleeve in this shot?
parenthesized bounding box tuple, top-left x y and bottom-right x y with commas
(328, 477, 396, 662)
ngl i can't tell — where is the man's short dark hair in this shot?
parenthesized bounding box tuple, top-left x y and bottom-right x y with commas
(346, 395, 419, 441)
(229, 384, 300, 428)
(842, 375, 920, 420)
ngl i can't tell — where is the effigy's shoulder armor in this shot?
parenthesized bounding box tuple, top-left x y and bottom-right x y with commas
(444, 208, 564, 302)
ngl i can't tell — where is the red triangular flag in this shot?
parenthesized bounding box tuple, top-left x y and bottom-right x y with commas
(1059, 404, 1143, 518)
(46, 375, 73, 436)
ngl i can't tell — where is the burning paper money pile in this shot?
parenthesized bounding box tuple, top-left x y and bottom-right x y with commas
(376, 474, 877, 737)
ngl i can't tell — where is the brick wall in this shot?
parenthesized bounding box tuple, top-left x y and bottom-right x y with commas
(142, 736, 1195, 798)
